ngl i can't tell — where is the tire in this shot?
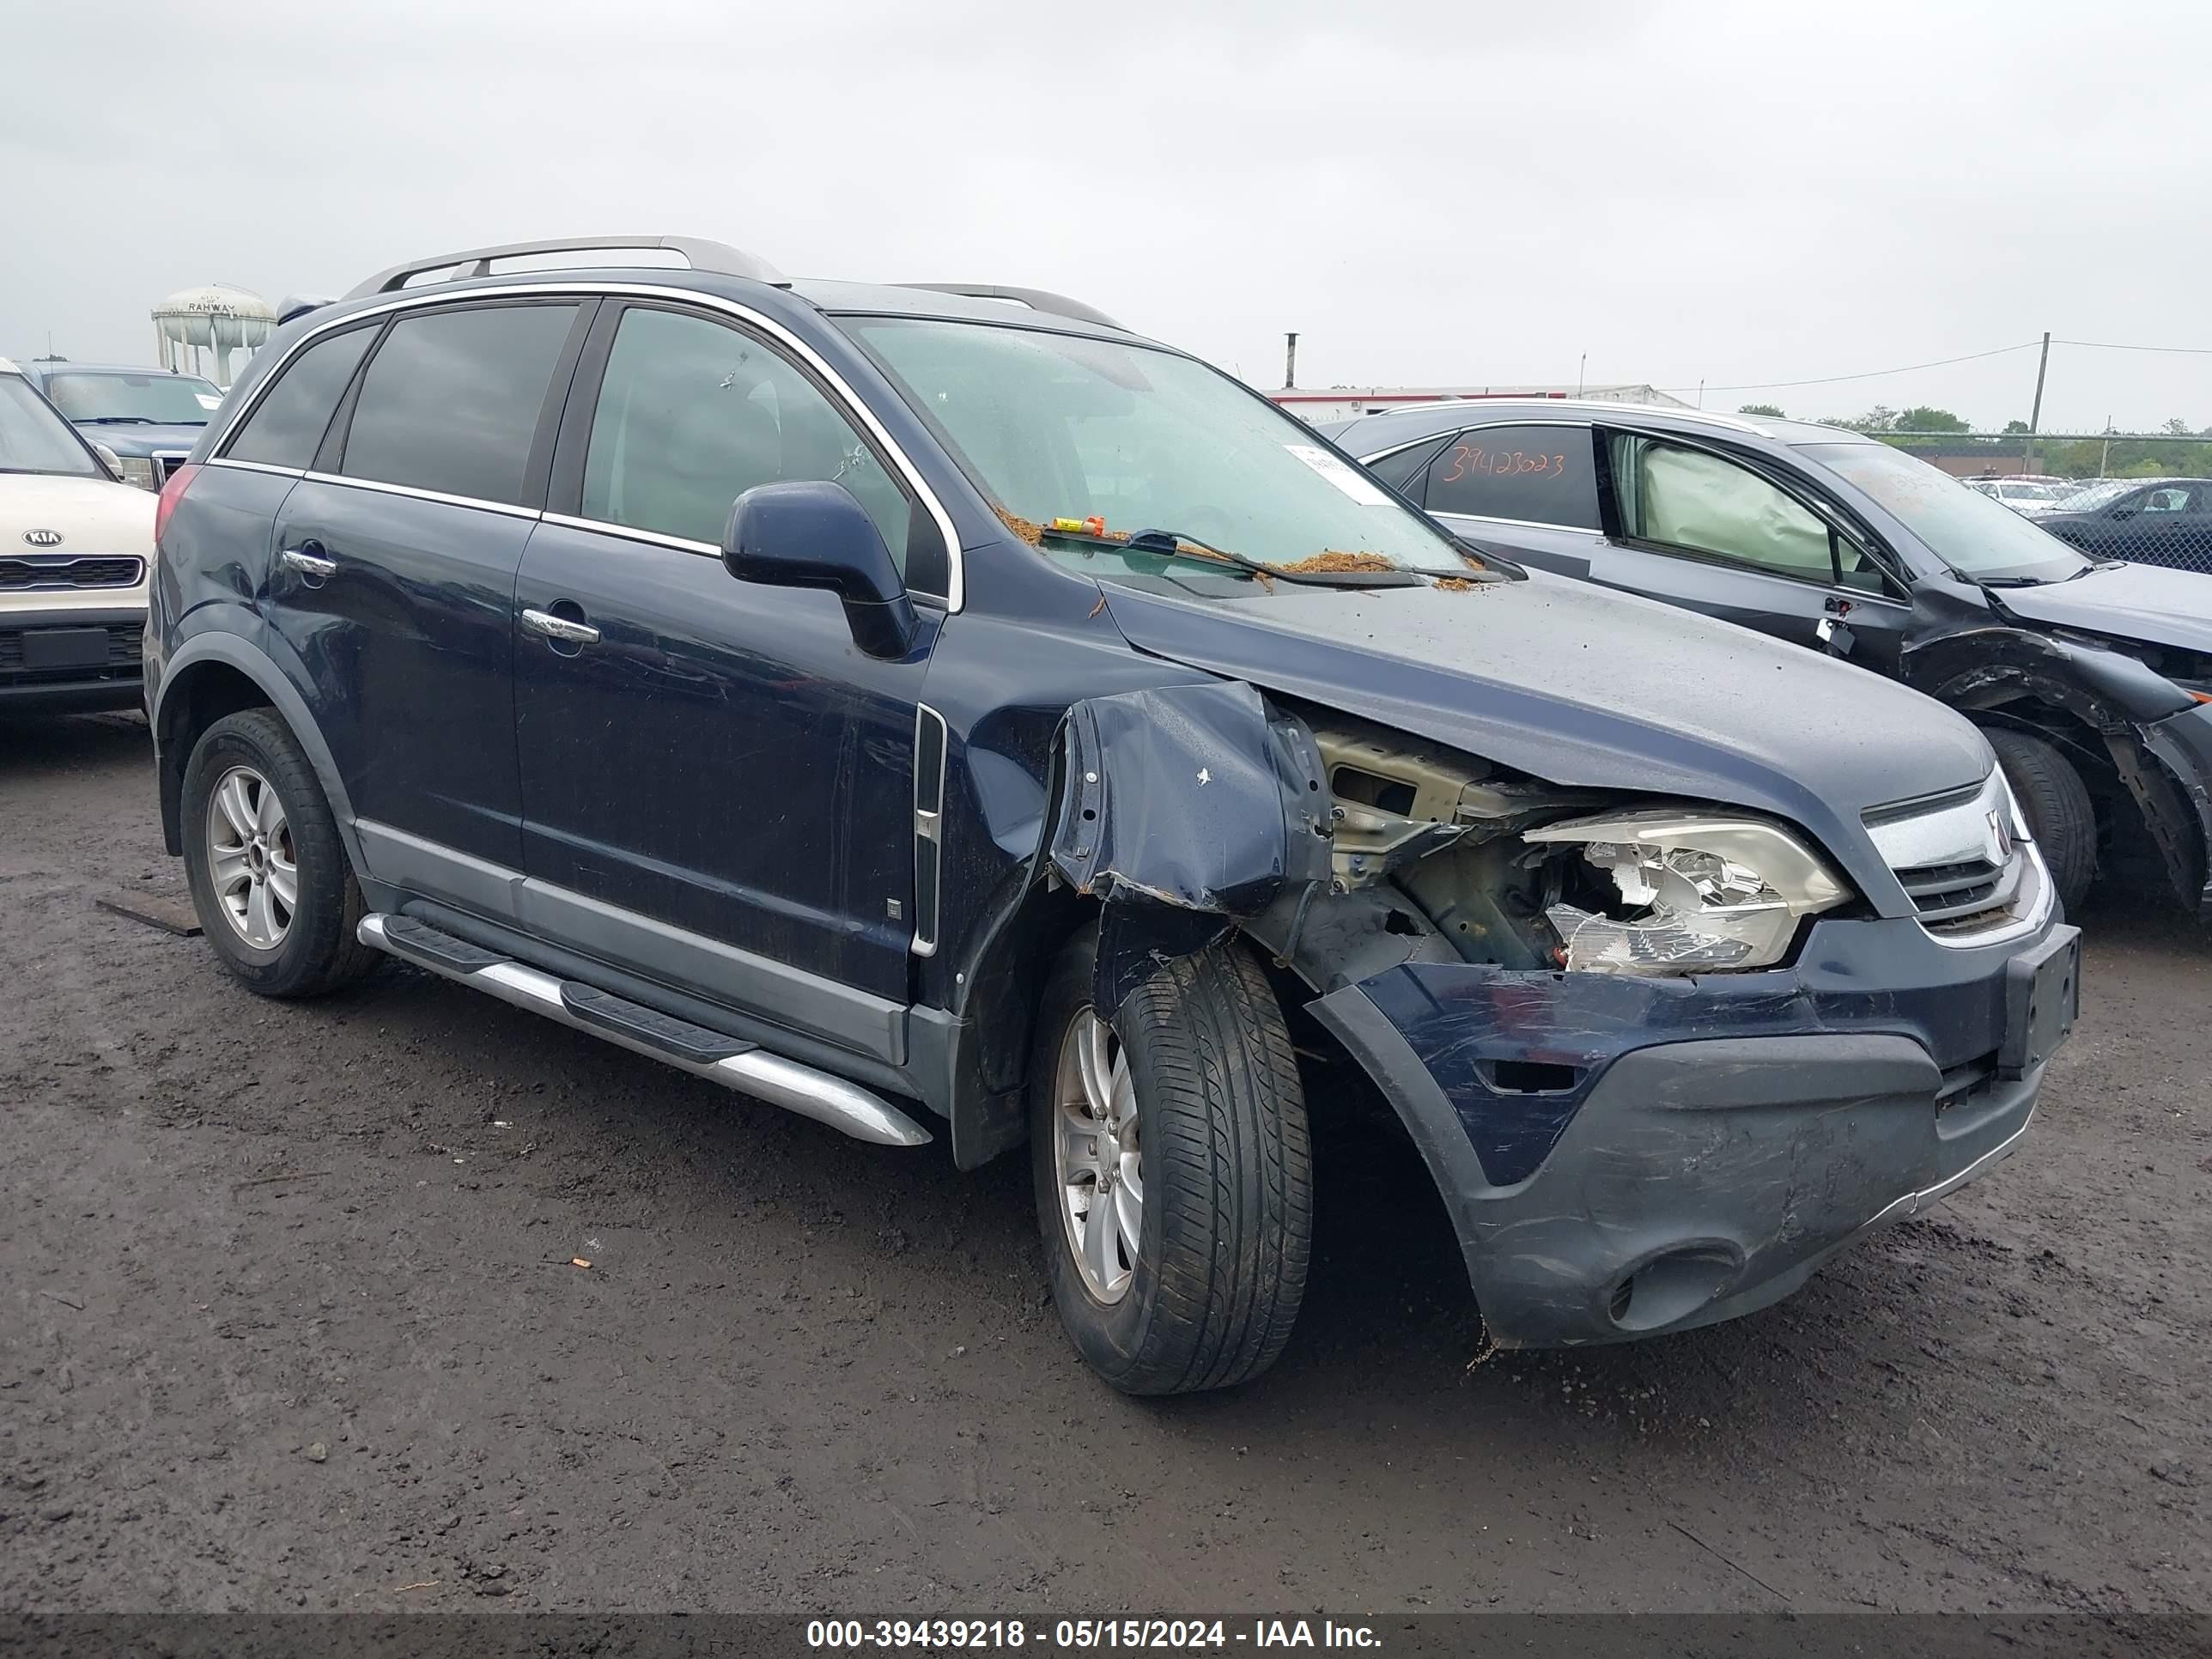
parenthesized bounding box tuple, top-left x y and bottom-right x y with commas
(1029, 924, 1312, 1395)
(180, 708, 380, 998)
(1984, 726, 2096, 915)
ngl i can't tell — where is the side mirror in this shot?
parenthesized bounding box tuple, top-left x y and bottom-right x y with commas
(722, 480, 918, 659)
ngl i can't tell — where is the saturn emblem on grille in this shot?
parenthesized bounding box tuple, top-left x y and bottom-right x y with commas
(22, 529, 64, 548)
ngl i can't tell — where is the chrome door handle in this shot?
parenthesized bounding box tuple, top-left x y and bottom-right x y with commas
(520, 607, 601, 646)
(281, 547, 337, 579)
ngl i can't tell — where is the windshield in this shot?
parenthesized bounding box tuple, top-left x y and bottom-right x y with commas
(43, 370, 222, 426)
(1798, 441, 2090, 582)
(0, 377, 104, 477)
(844, 317, 1469, 576)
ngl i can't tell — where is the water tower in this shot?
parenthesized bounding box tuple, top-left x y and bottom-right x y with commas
(151, 284, 276, 388)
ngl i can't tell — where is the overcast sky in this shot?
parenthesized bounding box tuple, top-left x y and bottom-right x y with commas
(5, 0, 2206, 433)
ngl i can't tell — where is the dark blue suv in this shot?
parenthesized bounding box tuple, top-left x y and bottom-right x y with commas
(149, 237, 2078, 1393)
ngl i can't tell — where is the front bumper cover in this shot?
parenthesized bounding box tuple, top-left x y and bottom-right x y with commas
(0, 603, 146, 713)
(1311, 913, 2075, 1347)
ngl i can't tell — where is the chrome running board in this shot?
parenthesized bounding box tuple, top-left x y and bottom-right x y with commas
(356, 914, 932, 1147)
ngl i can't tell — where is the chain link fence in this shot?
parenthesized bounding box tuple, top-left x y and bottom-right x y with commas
(1890, 431, 2212, 575)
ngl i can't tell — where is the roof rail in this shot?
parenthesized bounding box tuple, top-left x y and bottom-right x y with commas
(343, 235, 787, 301)
(900, 284, 1124, 331)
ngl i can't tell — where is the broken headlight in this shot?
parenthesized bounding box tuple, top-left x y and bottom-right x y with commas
(1525, 810, 1850, 975)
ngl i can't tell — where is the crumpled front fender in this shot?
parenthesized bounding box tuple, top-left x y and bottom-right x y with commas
(1045, 680, 1332, 1014)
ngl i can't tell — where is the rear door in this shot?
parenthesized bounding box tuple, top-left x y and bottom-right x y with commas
(1400, 422, 1612, 577)
(264, 299, 591, 878)
(510, 300, 939, 1050)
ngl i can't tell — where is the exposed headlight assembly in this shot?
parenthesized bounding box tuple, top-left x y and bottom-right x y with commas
(1526, 809, 1850, 975)
(113, 455, 157, 490)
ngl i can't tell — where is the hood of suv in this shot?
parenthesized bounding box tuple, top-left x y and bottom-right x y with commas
(1990, 560, 2212, 655)
(0, 473, 155, 552)
(1099, 568, 1991, 899)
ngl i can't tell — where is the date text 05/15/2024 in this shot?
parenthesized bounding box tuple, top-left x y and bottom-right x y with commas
(805, 1619, 1382, 1650)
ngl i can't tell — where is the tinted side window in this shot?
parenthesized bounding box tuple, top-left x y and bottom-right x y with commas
(224, 325, 376, 470)
(341, 304, 578, 506)
(580, 307, 911, 560)
(1424, 426, 1601, 529)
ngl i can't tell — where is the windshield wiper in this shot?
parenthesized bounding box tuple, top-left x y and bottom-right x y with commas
(74, 416, 155, 425)
(1092, 526, 1424, 588)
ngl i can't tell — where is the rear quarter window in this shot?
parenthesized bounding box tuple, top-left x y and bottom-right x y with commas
(223, 325, 377, 470)
(1422, 425, 1601, 529)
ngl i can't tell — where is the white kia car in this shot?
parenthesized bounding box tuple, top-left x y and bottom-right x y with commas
(1, 357, 156, 715)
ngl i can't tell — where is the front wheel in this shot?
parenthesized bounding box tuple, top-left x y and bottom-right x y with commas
(1030, 925, 1312, 1395)
(1984, 726, 2096, 914)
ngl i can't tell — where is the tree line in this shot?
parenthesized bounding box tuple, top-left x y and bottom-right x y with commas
(1734, 404, 2209, 479)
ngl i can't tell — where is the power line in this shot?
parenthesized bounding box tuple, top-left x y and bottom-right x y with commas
(2056, 337, 2212, 356)
(1656, 340, 2041, 396)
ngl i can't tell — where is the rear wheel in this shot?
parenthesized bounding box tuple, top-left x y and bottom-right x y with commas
(1985, 726, 2096, 914)
(1030, 925, 1312, 1395)
(181, 708, 380, 998)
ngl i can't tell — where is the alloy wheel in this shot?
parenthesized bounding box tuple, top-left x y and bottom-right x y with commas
(205, 764, 295, 949)
(1051, 1009, 1143, 1303)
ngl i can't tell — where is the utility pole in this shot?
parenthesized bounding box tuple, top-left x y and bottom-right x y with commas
(1697, 378, 1705, 410)
(1283, 331, 1298, 391)
(1577, 352, 1586, 397)
(2099, 416, 2113, 479)
(2026, 330, 2051, 473)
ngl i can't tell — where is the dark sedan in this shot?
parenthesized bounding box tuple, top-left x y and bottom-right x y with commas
(2036, 477, 2212, 575)
(1328, 401, 2212, 921)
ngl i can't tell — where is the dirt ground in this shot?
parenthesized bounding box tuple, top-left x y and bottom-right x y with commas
(2, 713, 2206, 1616)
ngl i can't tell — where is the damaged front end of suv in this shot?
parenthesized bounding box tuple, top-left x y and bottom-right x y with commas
(1027, 647, 2071, 1348)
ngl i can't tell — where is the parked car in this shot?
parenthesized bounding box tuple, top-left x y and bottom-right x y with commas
(2033, 477, 2212, 574)
(15, 359, 222, 490)
(1965, 477, 2075, 514)
(1329, 401, 2212, 920)
(0, 357, 155, 714)
(149, 237, 2078, 1393)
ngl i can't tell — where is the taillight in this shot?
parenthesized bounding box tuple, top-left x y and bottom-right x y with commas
(155, 462, 201, 547)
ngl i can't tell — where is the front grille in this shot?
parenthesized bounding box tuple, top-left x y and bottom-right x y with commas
(154, 453, 192, 485)
(1922, 902, 2019, 938)
(0, 555, 145, 591)
(1864, 770, 2039, 944)
(0, 622, 144, 684)
(1894, 855, 2005, 921)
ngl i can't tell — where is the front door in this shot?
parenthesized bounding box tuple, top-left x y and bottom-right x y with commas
(264, 299, 588, 872)
(1587, 428, 1913, 673)
(2129, 483, 2208, 572)
(513, 301, 936, 1050)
